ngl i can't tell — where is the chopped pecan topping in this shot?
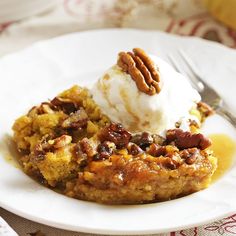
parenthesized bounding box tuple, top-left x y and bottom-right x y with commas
(73, 143, 88, 167)
(152, 134, 165, 145)
(166, 129, 212, 150)
(117, 48, 161, 95)
(94, 141, 116, 160)
(155, 154, 178, 170)
(180, 148, 199, 165)
(61, 108, 88, 129)
(79, 138, 97, 158)
(131, 132, 153, 150)
(162, 158, 177, 170)
(32, 138, 53, 161)
(98, 123, 131, 148)
(32, 135, 72, 161)
(53, 135, 72, 149)
(197, 102, 214, 118)
(51, 97, 77, 114)
(127, 142, 143, 155)
(33, 144, 48, 161)
(28, 102, 55, 116)
(74, 137, 100, 166)
(147, 143, 166, 157)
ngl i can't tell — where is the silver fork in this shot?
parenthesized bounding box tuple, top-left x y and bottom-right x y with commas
(167, 50, 236, 127)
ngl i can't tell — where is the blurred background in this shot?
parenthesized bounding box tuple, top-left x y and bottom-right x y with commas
(0, 0, 236, 56)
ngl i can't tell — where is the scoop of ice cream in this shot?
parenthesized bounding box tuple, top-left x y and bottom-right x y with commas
(91, 54, 201, 134)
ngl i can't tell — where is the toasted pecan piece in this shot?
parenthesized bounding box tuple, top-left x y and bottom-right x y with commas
(61, 108, 88, 129)
(51, 97, 77, 114)
(180, 148, 199, 165)
(127, 142, 144, 156)
(131, 132, 153, 150)
(94, 141, 116, 160)
(166, 129, 212, 150)
(98, 123, 131, 149)
(197, 102, 214, 118)
(147, 143, 166, 157)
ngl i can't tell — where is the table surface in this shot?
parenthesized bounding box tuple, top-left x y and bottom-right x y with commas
(0, 0, 236, 235)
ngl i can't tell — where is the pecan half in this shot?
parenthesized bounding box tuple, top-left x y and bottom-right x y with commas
(117, 48, 161, 95)
(166, 129, 212, 150)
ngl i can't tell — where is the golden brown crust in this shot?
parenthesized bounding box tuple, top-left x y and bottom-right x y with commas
(117, 48, 161, 95)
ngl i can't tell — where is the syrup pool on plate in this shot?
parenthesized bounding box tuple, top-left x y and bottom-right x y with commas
(210, 134, 236, 181)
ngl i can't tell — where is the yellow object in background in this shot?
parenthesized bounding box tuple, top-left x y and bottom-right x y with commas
(203, 0, 236, 30)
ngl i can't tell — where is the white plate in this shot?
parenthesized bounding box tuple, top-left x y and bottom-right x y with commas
(0, 29, 236, 235)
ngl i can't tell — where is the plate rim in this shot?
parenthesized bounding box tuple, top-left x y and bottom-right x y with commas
(1, 200, 235, 235)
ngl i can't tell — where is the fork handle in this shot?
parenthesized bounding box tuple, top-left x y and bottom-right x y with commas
(216, 106, 236, 127)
